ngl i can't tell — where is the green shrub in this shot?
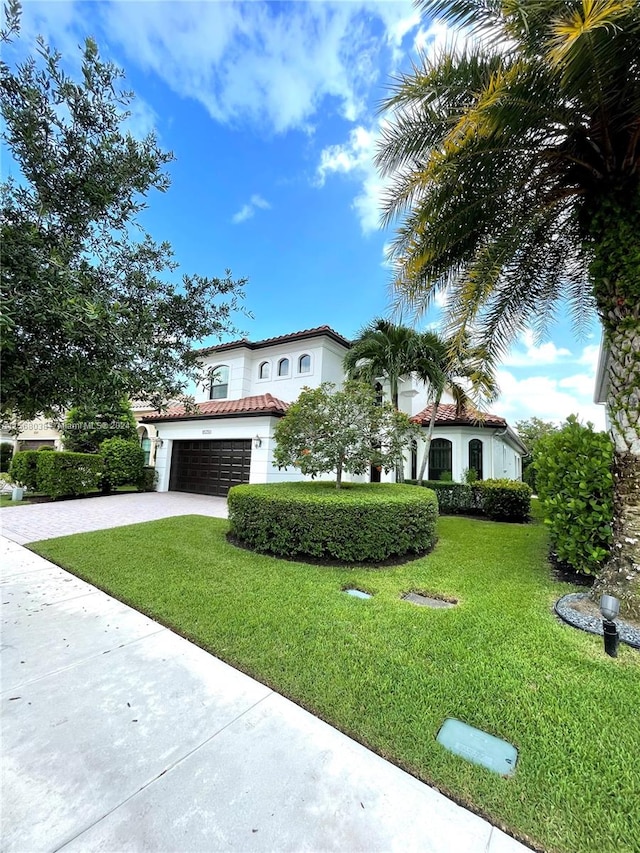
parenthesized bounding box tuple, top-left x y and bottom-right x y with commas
(228, 481, 438, 563)
(534, 416, 613, 575)
(38, 444, 55, 451)
(0, 442, 14, 472)
(9, 450, 40, 489)
(36, 451, 103, 499)
(136, 465, 158, 492)
(477, 479, 532, 522)
(99, 438, 145, 492)
(415, 481, 478, 514)
(407, 478, 531, 522)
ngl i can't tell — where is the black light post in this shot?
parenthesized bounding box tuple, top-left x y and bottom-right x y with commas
(600, 594, 620, 658)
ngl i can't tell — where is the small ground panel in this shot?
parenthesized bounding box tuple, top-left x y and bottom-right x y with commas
(344, 589, 372, 599)
(436, 718, 518, 777)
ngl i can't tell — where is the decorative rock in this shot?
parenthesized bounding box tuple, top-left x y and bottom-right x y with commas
(555, 592, 640, 650)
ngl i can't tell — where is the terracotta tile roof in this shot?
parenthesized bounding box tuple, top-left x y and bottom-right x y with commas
(197, 325, 351, 355)
(411, 403, 507, 428)
(142, 393, 289, 422)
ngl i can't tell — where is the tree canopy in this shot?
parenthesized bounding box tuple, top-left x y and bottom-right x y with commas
(0, 3, 247, 421)
(273, 382, 418, 488)
(61, 398, 138, 454)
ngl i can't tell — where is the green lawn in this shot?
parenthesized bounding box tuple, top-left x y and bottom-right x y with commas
(30, 515, 639, 853)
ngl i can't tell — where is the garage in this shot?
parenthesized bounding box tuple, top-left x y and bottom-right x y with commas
(169, 439, 251, 496)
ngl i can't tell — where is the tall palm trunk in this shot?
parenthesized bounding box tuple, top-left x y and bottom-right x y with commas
(417, 394, 440, 486)
(591, 320, 640, 618)
(590, 201, 640, 617)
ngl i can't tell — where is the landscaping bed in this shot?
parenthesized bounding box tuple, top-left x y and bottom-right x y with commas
(30, 515, 640, 853)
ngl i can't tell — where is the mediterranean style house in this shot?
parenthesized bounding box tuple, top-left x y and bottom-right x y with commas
(144, 325, 527, 496)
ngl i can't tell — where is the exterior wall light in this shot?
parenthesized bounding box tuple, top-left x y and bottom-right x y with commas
(600, 594, 620, 657)
(253, 435, 262, 449)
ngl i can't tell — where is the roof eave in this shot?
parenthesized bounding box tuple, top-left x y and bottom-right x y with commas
(142, 410, 287, 424)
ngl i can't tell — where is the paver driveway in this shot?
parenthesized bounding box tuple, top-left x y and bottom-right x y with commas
(0, 492, 227, 545)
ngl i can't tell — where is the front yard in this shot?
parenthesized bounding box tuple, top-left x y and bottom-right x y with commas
(30, 514, 639, 853)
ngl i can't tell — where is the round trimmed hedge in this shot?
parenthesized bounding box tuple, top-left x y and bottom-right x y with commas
(227, 481, 438, 563)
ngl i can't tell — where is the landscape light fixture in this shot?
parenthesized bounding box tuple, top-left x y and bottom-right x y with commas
(599, 594, 620, 658)
(253, 435, 262, 449)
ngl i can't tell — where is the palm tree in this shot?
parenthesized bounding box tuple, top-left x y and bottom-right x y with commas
(413, 332, 498, 485)
(378, 0, 640, 616)
(343, 318, 418, 410)
(344, 318, 419, 481)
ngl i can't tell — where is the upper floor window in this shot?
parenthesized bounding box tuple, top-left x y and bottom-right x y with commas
(278, 358, 290, 377)
(209, 364, 229, 400)
(259, 360, 270, 380)
(298, 354, 311, 374)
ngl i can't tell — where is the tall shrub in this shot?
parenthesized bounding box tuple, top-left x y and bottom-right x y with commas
(535, 416, 614, 575)
(0, 441, 14, 472)
(9, 450, 40, 489)
(99, 438, 145, 492)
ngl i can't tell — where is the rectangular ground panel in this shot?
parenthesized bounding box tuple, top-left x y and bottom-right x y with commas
(436, 718, 518, 777)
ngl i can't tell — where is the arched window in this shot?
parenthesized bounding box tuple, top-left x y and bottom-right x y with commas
(209, 364, 229, 400)
(259, 361, 270, 380)
(298, 354, 311, 374)
(429, 438, 452, 481)
(278, 358, 290, 377)
(410, 439, 418, 481)
(138, 426, 151, 466)
(469, 439, 483, 480)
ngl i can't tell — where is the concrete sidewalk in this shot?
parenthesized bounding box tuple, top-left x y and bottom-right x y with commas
(1, 536, 531, 853)
(0, 492, 228, 545)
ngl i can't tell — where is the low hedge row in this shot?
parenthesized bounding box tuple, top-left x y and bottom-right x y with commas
(9, 446, 153, 498)
(228, 481, 439, 563)
(405, 478, 532, 522)
(36, 451, 103, 499)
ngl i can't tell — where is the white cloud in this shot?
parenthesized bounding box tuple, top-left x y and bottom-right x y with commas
(315, 124, 385, 234)
(495, 369, 606, 431)
(231, 194, 271, 225)
(97, 1, 395, 134)
(503, 330, 572, 367)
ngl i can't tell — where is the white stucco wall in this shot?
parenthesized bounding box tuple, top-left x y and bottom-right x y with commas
(406, 426, 523, 483)
(197, 336, 348, 405)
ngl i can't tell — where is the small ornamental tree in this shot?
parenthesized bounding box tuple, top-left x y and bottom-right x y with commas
(62, 398, 138, 454)
(273, 382, 419, 488)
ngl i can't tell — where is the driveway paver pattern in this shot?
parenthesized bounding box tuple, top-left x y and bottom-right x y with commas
(0, 491, 227, 544)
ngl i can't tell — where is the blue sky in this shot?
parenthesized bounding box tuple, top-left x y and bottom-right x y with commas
(7, 0, 605, 429)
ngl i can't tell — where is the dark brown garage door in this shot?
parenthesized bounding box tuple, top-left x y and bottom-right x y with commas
(169, 439, 251, 496)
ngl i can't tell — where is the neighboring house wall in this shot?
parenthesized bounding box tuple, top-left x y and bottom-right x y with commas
(0, 416, 63, 450)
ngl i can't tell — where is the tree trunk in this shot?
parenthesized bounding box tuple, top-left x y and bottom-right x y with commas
(587, 195, 640, 618)
(390, 376, 405, 482)
(591, 321, 640, 618)
(417, 397, 440, 486)
(336, 458, 343, 489)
